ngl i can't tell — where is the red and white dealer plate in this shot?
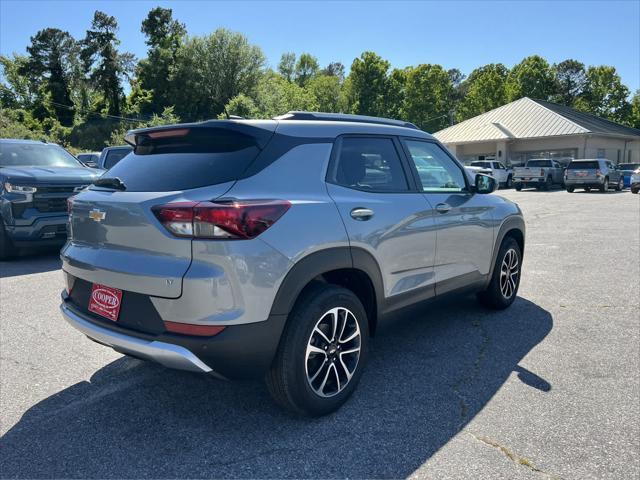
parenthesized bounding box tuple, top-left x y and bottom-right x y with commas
(88, 284, 123, 321)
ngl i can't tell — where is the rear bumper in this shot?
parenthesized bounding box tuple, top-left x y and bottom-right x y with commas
(514, 177, 544, 183)
(61, 301, 215, 374)
(564, 178, 604, 187)
(60, 292, 287, 379)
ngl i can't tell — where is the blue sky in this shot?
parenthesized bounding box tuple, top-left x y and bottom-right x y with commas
(1, 0, 639, 91)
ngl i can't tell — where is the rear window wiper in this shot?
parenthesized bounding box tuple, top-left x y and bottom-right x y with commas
(93, 177, 127, 191)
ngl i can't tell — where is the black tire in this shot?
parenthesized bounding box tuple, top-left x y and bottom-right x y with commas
(544, 176, 553, 191)
(0, 222, 17, 260)
(266, 283, 369, 417)
(632, 186, 639, 194)
(615, 178, 623, 191)
(584, 187, 591, 192)
(477, 236, 522, 310)
(566, 186, 575, 193)
(600, 177, 609, 192)
(515, 183, 522, 191)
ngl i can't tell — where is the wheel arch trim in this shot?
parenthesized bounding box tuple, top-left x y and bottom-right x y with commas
(269, 247, 384, 320)
(488, 215, 526, 284)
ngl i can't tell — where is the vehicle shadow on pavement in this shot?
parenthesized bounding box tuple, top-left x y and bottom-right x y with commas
(0, 250, 61, 278)
(0, 296, 552, 479)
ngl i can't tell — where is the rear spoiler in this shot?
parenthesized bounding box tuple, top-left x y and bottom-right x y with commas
(124, 120, 277, 150)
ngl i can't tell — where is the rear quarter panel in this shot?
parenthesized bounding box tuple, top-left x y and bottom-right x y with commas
(163, 142, 350, 325)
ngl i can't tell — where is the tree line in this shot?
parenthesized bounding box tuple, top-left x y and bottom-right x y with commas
(1, 7, 639, 152)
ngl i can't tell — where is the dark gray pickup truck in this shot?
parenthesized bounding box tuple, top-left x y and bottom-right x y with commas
(0, 139, 101, 259)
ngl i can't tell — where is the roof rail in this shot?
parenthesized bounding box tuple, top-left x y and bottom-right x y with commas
(273, 111, 419, 130)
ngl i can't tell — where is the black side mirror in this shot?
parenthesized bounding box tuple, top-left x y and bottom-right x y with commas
(475, 174, 497, 194)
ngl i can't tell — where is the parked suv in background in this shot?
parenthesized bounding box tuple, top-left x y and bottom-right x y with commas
(564, 159, 623, 192)
(469, 161, 513, 188)
(0, 139, 100, 259)
(60, 112, 525, 416)
(97, 145, 132, 170)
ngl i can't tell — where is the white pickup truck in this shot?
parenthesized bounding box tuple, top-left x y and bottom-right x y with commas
(513, 159, 565, 191)
(468, 161, 513, 188)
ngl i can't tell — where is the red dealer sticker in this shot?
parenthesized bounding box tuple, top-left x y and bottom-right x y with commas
(88, 284, 123, 321)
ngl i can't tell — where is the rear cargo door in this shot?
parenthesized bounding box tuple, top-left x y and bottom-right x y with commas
(566, 161, 599, 181)
(62, 124, 275, 298)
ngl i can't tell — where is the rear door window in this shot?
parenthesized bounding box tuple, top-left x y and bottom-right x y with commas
(100, 128, 262, 192)
(329, 137, 409, 192)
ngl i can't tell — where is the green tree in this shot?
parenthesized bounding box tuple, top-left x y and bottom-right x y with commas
(108, 106, 180, 145)
(222, 71, 317, 119)
(0, 108, 45, 140)
(0, 54, 39, 110)
(21, 28, 79, 125)
(403, 64, 453, 131)
(307, 75, 342, 112)
(447, 68, 466, 107)
(278, 52, 296, 82)
(135, 7, 186, 115)
(170, 29, 265, 120)
(321, 61, 345, 82)
(253, 71, 317, 117)
(552, 59, 586, 107)
(81, 11, 135, 116)
(574, 65, 630, 123)
(345, 51, 390, 116)
(456, 63, 508, 121)
(383, 67, 407, 119)
(506, 55, 555, 101)
(221, 93, 259, 118)
(629, 90, 640, 129)
(294, 53, 319, 86)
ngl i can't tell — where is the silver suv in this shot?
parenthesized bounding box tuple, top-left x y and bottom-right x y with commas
(565, 159, 624, 192)
(60, 112, 525, 416)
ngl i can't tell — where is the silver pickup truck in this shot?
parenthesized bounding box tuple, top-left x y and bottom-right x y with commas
(513, 159, 564, 191)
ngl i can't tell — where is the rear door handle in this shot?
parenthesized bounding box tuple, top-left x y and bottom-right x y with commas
(435, 203, 451, 214)
(350, 207, 374, 221)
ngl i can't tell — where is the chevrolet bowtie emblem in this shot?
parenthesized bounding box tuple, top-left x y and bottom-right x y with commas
(89, 209, 106, 222)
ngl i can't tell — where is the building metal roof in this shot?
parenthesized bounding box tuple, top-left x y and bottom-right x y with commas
(434, 97, 640, 144)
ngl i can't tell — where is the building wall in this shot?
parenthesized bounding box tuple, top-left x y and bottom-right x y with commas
(583, 135, 640, 164)
(444, 135, 640, 165)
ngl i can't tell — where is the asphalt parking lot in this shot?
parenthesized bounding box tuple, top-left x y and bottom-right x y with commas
(1, 189, 638, 479)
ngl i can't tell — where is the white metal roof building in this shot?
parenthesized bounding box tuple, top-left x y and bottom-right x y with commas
(434, 97, 640, 166)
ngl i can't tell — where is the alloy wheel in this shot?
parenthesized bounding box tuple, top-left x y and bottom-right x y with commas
(499, 248, 519, 299)
(305, 307, 361, 398)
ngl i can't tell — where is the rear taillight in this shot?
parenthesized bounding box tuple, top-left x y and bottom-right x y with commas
(152, 200, 291, 240)
(152, 202, 197, 237)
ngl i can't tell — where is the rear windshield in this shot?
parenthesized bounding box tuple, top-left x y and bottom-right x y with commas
(618, 163, 640, 171)
(526, 160, 552, 167)
(103, 148, 132, 169)
(0, 143, 81, 168)
(101, 128, 261, 192)
(567, 161, 599, 169)
(470, 161, 492, 168)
